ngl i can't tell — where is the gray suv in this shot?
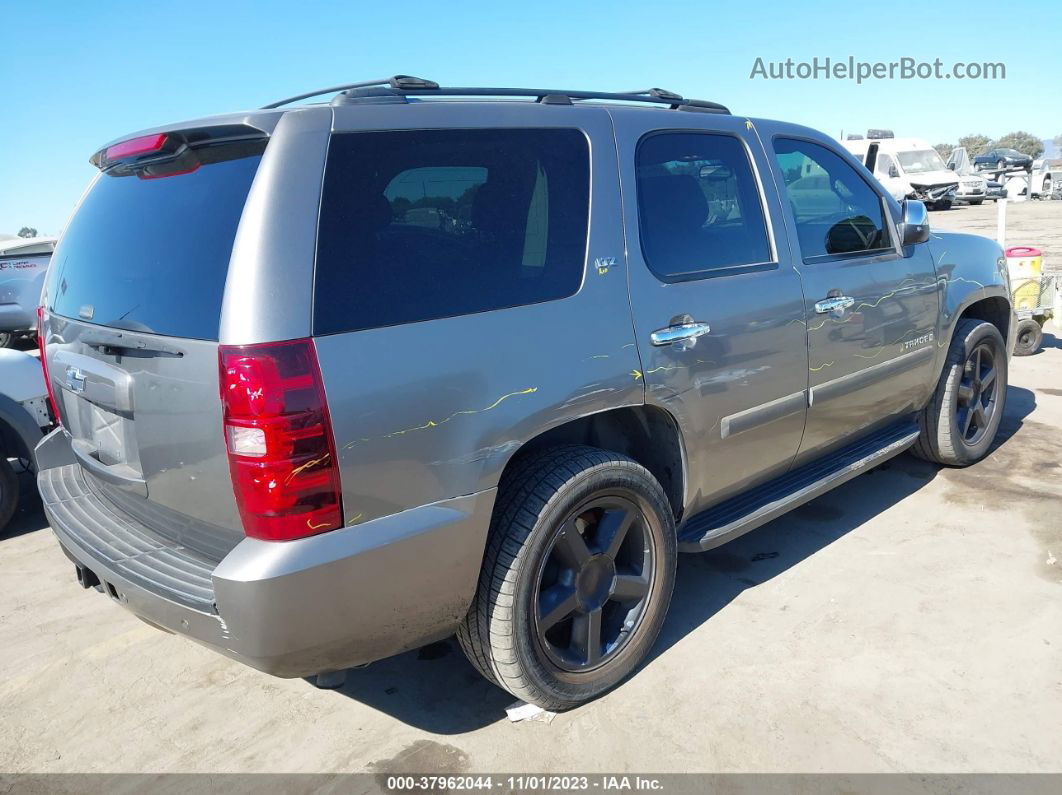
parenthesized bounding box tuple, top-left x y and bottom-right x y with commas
(36, 77, 1014, 710)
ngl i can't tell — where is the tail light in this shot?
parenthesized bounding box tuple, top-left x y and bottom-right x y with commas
(219, 339, 343, 541)
(36, 306, 60, 424)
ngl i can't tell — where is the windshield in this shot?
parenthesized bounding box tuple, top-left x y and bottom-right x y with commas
(895, 149, 948, 174)
(47, 140, 264, 340)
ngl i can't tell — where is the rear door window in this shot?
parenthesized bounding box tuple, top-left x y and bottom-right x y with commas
(313, 128, 590, 335)
(47, 140, 265, 340)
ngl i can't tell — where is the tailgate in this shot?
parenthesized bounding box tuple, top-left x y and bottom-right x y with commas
(41, 134, 267, 559)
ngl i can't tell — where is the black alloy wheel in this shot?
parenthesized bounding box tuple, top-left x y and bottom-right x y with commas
(533, 494, 653, 671)
(955, 340, 1003, 445)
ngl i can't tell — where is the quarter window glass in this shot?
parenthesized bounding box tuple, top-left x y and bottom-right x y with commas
(635, 133, 772, 279)
(314, 128, 588, 335)
(774, 138, 891, 260)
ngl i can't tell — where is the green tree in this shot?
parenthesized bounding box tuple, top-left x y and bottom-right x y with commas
(958, 134, 992, 158)
(993, 131, 1043, 159)
(934, 143, 955, 160)
(17, 226, 37, 238)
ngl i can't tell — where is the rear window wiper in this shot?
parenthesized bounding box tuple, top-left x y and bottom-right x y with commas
(82, 333, 184, 358)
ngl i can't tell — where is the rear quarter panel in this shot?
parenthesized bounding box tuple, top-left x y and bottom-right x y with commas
(313, 103, 642, 527)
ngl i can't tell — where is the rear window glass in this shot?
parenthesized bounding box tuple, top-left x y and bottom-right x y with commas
(47, 140, 264, 340)
(313, 128, 589, 335)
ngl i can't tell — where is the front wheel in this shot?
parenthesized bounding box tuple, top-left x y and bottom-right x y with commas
(458, 446, 677, 710)
(0, 331, 15, 349)
(1013, 318, 1043, 356)
(912, 319, 1008, 466)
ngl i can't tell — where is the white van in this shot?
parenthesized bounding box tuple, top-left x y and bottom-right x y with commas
(842, 134, 960, 210)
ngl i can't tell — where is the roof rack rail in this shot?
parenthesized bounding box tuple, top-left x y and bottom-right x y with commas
(262, 76, 730, 114)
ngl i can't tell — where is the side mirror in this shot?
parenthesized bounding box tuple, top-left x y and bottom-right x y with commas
(899, 199, 930, 246)
(888, 165, 900, 178)
(947, 162, 956, 170)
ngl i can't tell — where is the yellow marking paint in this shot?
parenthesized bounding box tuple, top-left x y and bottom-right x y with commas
(345, 387, 540, 447)
(645, 364, 685, 375)
(809, 361, 835, 372)
(630, 370, 643, 380)
(306, 518, 333, 530)
(284, 453, 330, 484)
(347, 513, 364, 526)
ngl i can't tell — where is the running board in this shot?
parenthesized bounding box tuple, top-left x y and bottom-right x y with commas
(677, 422, 920, 553)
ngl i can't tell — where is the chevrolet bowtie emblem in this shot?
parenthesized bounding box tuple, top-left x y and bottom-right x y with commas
(65, 366, 86, 394)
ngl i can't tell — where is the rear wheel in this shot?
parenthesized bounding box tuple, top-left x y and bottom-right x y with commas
(1013, 318, 1043, 356)
(458, 446, 677, 710)
(0, 456, 19, 532)
(0, 331, 14, 349)
(913, 319, 1008, 466)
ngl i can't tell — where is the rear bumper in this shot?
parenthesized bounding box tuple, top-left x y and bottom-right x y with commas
(37, 432, 495, 677)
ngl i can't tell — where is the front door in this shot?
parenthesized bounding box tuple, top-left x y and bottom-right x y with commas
(767, 134, 940, 462)
(612, 112, 809, 517)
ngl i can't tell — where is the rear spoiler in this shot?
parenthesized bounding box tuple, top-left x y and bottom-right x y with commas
(90, 119, 277, 171)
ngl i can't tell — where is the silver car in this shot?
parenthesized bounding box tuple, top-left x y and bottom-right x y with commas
(36, 77, 1014, 709)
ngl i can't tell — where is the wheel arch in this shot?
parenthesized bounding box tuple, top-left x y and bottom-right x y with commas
(955, 295, 1013, 346)
(0, 395, 42, 464)
(499, 405, 687, 522)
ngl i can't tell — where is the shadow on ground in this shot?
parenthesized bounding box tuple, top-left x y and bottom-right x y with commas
(4, 384, 1037, 732)
(322, 385, 1037, 732)
(0, 467, 45, 540)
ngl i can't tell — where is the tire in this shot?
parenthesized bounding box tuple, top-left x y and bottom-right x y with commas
(0, 331, 14, 349)
(1013, 318, 1043, 356)
(997, 160, 1005, 171)
(0, 456, 19, 533)
(458, 445, 677, 710)
(970, 199, 984, 205)
(912, 319, 1008, 467)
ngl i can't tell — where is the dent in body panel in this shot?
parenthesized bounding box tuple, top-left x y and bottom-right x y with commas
(316, 306, 643, 526)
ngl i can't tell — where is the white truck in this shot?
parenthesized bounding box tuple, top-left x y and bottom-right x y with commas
(843, 133, 962, 210)
(1030, 159, 1055, 199)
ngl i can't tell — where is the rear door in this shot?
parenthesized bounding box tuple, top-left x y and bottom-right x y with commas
(612, 110, 810, 516)
(766, 133, 939, 462)
(41, 128, 276, 558)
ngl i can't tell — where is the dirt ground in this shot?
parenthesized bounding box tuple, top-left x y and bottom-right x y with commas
(933, 198, 1062, 274)
(2, 218, 1061, 775)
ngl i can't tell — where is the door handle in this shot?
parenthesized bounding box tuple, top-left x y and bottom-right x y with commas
(650, 321, 711, 346)
(814, 296, 855, 314)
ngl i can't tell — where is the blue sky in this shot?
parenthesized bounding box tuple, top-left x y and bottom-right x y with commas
(3, 0, 1060, 235)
